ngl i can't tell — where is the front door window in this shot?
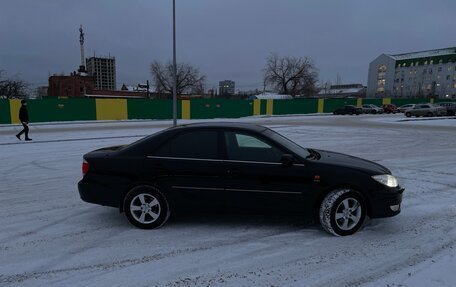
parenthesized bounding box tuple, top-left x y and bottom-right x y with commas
(224, 131, 283, 163)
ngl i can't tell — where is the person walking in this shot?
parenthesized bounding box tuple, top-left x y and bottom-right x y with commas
(16, 100, 32, 141)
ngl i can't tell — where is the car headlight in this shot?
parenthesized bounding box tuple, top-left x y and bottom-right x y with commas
(372, 174, 398, 187)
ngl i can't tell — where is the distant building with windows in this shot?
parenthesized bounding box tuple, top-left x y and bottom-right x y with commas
(367, 47, 456, 98)
(219, 80, 235, 96)
(86, 56, 116, 90)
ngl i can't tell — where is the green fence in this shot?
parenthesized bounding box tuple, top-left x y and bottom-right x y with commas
(127, 99, 176, 120)
(273, 99, 319, 115)
(323, 98, 357, 113)
(362, 99, 383, 106)
(1, 97, 453, 124)
(190, 99, 253, 119)
(28, 98, 97, 122)
(391, 98, 427, 106)
(0, 100, 11, 124)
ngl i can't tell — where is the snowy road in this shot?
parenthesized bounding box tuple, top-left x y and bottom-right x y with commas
(0, 115, 455, 287)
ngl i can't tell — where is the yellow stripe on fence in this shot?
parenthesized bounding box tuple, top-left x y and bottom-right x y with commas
(317, 98, 324, 113)
(95, 99, 127, 120)
(357, 98, 363, 107)
(266, 99, 273, 116)
(382, 98, 391, 105)
(181, 100, 191, 119)
(9, 99, 22, 124)
(253, 99, 261, 116)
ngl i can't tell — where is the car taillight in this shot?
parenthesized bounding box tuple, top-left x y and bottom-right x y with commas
(82, 159, 90, 176)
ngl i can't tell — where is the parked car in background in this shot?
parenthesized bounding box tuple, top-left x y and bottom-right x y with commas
(398, 104, 416, 113)
(437, 102, 456, 116)
(404, 104, 447, 117)
(333, 105, 363, 115)
(362, 104, 384, 114)
(382, 104, 398, 114)
(78, 122, 404, 236)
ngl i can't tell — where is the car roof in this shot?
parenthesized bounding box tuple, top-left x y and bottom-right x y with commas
(174, 122, 268, 132)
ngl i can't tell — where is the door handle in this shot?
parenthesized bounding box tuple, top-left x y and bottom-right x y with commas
(227, 168, 240, 176)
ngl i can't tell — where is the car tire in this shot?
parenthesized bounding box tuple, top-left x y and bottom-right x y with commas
(319, 189, 366, 236)
(124, 185, 170, 229)
(426, 112, 434, 117)
(405, 112, 411, 117)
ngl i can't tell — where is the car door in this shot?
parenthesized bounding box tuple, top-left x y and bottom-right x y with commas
(144, 129, 227, 208)
(412, 104, 424, 116)
(221, 130, 311, 212)
(420, 104, 431, 116)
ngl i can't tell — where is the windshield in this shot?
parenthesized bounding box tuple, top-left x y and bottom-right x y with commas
(263, 128, 311, 159)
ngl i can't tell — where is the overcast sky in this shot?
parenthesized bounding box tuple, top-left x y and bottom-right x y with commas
(1, 0, 454, 91)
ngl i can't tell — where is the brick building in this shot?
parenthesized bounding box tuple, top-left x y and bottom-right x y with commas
(48, 72, 95, 97)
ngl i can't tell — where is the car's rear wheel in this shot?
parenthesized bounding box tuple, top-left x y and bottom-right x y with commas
(405, 112, 411, 117)
(427, 112, 434, 117)
(319, 189, 366, 236)
(124, 185, 170, 229)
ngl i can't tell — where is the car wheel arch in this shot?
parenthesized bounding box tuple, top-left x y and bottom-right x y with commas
(313, 184, 370, 221)
(120, 180, 166, 213)
(122, 184, 171, 229)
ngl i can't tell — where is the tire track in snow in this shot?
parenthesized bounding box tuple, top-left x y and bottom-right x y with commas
(0, 225, 305, 285)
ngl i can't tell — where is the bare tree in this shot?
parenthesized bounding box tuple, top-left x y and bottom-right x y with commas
(0, 71, 28, 99)
(263, 53, 318, 97)
(150, 61, 205, 98)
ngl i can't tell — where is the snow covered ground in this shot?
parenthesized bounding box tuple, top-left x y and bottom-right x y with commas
(0, 115, 455, 287)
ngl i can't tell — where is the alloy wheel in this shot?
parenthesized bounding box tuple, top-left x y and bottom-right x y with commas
(334, 198, 362, 230)
(130, 193, 161, 224)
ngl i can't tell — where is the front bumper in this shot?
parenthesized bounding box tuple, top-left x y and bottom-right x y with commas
(368, 186, 404, 218)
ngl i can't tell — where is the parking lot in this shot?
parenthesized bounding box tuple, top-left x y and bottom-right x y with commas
(1, 114, 455, 287)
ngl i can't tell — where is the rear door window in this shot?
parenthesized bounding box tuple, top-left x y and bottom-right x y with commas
(154, 130, 219, 159)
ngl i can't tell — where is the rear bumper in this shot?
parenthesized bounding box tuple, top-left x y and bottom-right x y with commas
(78, 179, 121, 208)
(368, 187, 404, 218)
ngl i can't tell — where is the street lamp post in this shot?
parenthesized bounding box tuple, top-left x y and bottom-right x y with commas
(172, 0, 177, 127)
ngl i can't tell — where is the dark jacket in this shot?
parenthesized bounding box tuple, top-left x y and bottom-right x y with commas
(19, 105, 29, 122)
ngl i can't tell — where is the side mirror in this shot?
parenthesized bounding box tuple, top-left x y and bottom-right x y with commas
(280, 154, 294, 167)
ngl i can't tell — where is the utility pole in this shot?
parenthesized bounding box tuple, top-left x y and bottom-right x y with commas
(172, 0, 177, 127)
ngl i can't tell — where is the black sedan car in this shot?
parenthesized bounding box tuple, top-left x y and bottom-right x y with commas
(78, 122, 404, 236)
(333, 105, 363, 115)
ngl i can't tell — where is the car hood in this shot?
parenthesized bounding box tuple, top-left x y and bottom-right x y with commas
(312, 149, 390, 175)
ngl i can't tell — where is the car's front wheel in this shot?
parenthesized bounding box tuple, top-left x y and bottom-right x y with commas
(405, 112, 411, 117)
(124, 185, 170, 229)
(319, 189, 366, 236)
